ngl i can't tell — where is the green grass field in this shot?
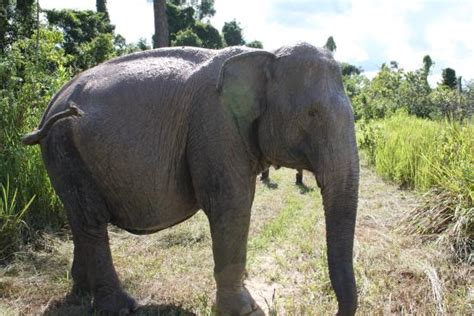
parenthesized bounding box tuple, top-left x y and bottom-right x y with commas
(359, 114, 473, 263)
(0, 166, 472, 315)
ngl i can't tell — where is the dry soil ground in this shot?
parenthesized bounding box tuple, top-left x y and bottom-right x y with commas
(0, 164, 472, 315)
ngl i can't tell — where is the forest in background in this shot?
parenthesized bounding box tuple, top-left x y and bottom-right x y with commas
(0, 0, 472, 265)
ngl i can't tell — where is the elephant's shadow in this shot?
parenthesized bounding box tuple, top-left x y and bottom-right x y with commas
(296, 182, 314, 194)
(260, 178, 279, 189)
(42, 295, 196, 316)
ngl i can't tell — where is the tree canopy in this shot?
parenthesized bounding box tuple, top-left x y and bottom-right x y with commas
(222, 20, 244, 46)
(324, 36, 336, 52)
(441, 67, 457, 89)
(96, 0, 109, 20)
(166, 3, 254, 49)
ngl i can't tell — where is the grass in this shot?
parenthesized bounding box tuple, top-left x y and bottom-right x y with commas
(0, 38, 71, 259)
(0, 167, 472, 314)
(0, 178, 35, 260)
(358, 114, 474, 263)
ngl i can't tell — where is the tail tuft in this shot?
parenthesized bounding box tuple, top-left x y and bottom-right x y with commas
(21, 103, 84, 146)
(22, 131, 42, 145)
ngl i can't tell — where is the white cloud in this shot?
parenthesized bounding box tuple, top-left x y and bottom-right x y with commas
(41, 0, 154, 44)
(108, 1, 154, 43)
(212, 0, 474, 79)
(41, 0, 474, 79)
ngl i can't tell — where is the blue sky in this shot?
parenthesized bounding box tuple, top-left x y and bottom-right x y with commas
(42, 0, 474, 83)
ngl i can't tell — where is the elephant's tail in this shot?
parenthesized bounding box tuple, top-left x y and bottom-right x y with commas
(22, 103, 84, 145)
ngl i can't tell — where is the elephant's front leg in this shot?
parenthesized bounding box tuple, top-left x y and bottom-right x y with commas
(204, 193, 264, 316)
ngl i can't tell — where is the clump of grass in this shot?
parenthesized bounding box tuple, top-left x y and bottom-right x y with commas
(358, 113, 473, 262)
(0, 177, 35, 261)
(402, 189, 473, 263)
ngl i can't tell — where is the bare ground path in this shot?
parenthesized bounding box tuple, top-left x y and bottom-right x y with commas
(0, 164, 472, 315)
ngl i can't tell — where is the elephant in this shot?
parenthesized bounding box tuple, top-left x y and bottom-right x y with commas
(260, 167, 304, 185)
(23, 42, 359, 315)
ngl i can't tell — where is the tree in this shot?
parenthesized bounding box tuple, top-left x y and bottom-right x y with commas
(341, 63, 361, 76)
(0, 0, 36, 51)
(193, 21, 221, 48)
(167, 2, 225, 49)
(167, 2, 194, 42)
(76, 32, 116, 69)
(0, 0, 13, 52)
(324, 36, 336, 52)
(96, 0, 109, 20)
(422, 55, 433, 76)
(45, 9, 116, 70)
(136, 37, 151, 50)
(441, 67, 457, 89)
(196, 0, 215, 19)
(172, 28, 201, 47)
(421, 55, 433, 88)
(170, 0, 215, 20)
(399, 70, 433, 118)
(222, 20, 244, 46)
(153, 0, 169, 48)
(15, 0, 35, 38)
(246, 40, 263, 49)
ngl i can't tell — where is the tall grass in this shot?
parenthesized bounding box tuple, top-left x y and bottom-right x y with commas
(0, 178, 35, 260)
(0, 29, 71, 260)
(358, 114, 473, 262)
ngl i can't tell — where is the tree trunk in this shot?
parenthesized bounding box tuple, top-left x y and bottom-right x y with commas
(153, 0, 169, 48)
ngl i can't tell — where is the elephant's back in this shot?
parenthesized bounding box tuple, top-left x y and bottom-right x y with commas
(37, 46, 257, 231)
(39, 51, 205, 231)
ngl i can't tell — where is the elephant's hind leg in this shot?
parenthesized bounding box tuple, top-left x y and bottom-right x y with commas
(42, 129, 137, 314)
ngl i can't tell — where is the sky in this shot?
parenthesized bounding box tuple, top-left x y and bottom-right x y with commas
(41, 0, 474, 84)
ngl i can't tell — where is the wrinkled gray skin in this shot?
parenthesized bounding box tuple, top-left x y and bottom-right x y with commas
(26, 43, 359, 315)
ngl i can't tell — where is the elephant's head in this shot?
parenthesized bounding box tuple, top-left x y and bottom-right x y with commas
(218, 42, 359, 315)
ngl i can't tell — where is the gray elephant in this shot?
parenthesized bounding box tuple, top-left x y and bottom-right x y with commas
(23, 42, 359, 315)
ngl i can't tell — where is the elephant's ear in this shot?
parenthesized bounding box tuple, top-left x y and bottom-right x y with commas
(216, 51, 276, 130)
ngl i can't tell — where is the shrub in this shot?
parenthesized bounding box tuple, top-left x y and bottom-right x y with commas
(193, 21, 222, 49)
(358, 114, 473, 262)
(172, 28, 202, 47)
(0, 28, 70, 258)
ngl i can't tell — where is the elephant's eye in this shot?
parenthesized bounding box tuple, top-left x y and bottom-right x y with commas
(308, 109, 317, 117)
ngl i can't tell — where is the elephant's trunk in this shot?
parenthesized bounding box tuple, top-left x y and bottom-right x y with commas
(312, 131, 359, 315)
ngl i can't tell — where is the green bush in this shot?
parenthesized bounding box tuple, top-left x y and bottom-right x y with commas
(172, 28, 202, 47)
(347, 63, 474, 122)
(193, 21, 222, 49)
(358, 114, 474, 262)
(0, 28, 70, 256)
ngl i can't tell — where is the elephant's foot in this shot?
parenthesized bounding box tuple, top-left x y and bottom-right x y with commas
(70, 283, 90, 297)
(216, 286, 264, 316)
(93, 289, 138, 315)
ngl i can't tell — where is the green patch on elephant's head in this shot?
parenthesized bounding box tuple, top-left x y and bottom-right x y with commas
(220, 81, 261, 137)
(221, 80, 259, 121)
